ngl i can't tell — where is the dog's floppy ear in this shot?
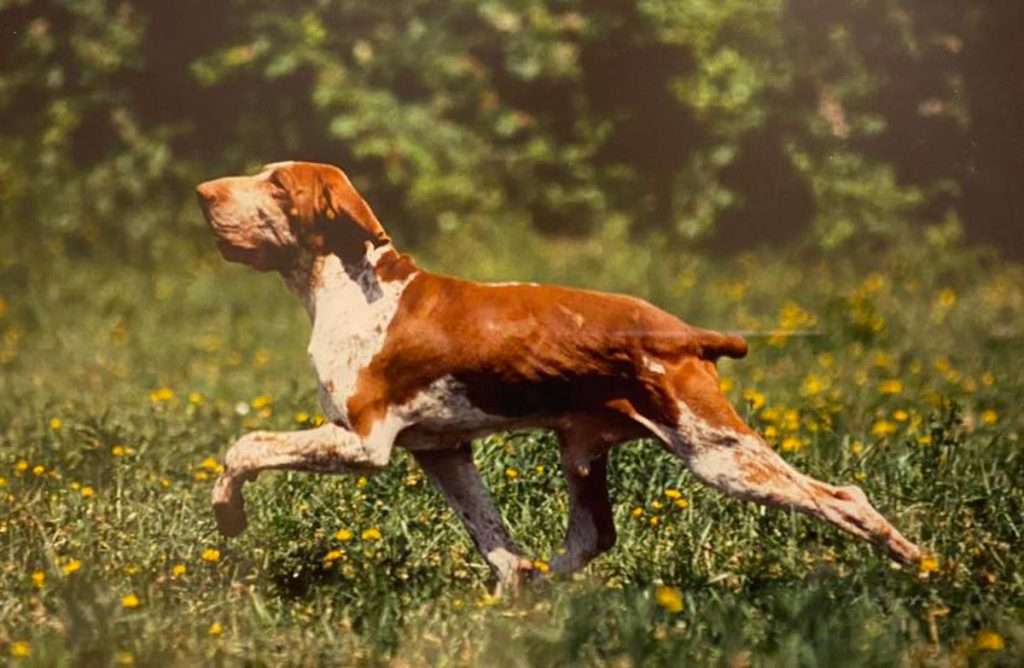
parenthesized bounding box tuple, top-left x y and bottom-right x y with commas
(273, 162, 390, 255)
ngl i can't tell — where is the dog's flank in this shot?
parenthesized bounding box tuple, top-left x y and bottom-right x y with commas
(196, 160, 922, 591)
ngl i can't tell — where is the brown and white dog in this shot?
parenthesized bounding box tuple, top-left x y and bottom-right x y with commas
(196, 161, 922, 590)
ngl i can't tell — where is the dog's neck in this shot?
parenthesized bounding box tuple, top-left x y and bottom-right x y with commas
(283, 244, 418, 322)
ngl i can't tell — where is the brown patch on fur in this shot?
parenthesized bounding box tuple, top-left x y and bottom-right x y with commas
(346, 274, 748, 438)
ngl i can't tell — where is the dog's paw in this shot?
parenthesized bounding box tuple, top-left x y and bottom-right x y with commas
(211, 474, 248, 538)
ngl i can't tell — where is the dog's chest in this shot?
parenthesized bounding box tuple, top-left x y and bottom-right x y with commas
(306, 256, 410, 426)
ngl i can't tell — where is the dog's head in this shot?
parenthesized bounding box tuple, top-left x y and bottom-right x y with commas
(196, 161, 389, 272)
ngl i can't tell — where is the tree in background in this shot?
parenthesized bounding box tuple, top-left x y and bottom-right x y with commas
(1, 0, 1020, 261)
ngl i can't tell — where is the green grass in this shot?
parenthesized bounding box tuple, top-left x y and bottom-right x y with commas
(1, 237, 1022, 666)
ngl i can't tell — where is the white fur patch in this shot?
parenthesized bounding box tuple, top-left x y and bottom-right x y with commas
(305, 253, 415, 427)
(642, 355, 666, 375)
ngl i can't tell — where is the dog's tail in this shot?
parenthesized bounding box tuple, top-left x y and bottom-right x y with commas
(694, 329, 748, 361)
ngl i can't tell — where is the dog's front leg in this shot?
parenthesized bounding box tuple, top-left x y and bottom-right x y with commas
(412, 444, 533, 596)
(212, 422, 395, 537)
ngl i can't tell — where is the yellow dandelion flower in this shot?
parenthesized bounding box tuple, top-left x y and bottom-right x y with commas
(664, 489, 682, 500)
(201, 548, 221, 563)
(974, 630, 1005, 652)
(188, 392, 205, 405)
(294, 411, 310, 424)
(355, 476, 368, 488)
(15, 460, 28, 473)
(208, 622, 223, 636)
(31, 571, 45, 588)
(149, 387, 175, 403)
(631, 506, 644, 518)
(981, 372, 995, 386)
(62, 559, 81, 575)
(936, 288, 956, 308)
(917, 434, 933, 446)
(171, 563, 187, 577)
(312, 415, 325, 426)
(124, 564, 140, 575)
(49, 417, 62, 431)
(878, 379, 903, 395)
(0, 476, 6, 487)
(980, 409, 998, 426)
(193, 471, 209, 482)
(800, 373, 825, 397)
(649, 516, 660, 527)
(251, 394, 272, 409)
(654, 585, 684, 613)
(763, 425, 779, 441)
(761, 407, 781, 423)
(781, 436, 805, 452)
(111, 445, 127, 457)
(674, 498, 689, 509)
(80, 485, 95, 498)
(323, 549, 344, 564)
(871, 420, 898, 437)
(505, 467, 519, 480)
(121, 593, 140, 609)
(335, 528, 353, 542)
(850, 440, 865, 455)
(10, 641, 31, 657)
(854, 471, 867, 481)
(535, 465, 545, 475)
(361, 527, 382, 541)
(199, 457, 222, 473)
(532, 560, 550, 574)
(718, 377, 734, 393)
(32, 464, 45, 476)
(651, 500, 664, 510)
(742, 389, 766, 411)
(918, 556, 939, 574)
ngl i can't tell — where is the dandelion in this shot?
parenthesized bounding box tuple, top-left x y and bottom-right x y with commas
(62, 559, 81, 575)
(631, 506, 644, 518)
(871, 420, 898, 437)
(15, 460, 28, 472)
(878, 379, 903, 395)
(49, 417, 62, 431)
(980, 409, 998, 425)
(917, 434, 933, 446)
(664, 489, 682, 500)
(294, 411, 310, 424)
(32, 465, 45, 476)
(121, 593, 140, 609)
(981, 372, 995, 386)
(199, 457, 223, 473)
(649, 516, 660, 527)
(936, 288, 957, 308)
(850, 440, 865, 455)
(251, 394, 272, 409)
(974, 630, 1005, 652)
(718, 377, 733, 393)
(188, 392, 205, 405)
(781, 436, 805, 452)
(201, 548, 221, 563)
(323, 549, 344, 564)
(505, 467, 519, 480)
(654, 585, 684, 613)
(674, 498, 689, 509)
(892, 409, 909, 422)
(535, 465, 545, 475)
(208, 622, 224, 637)
(124, 564, 140, 575)
(10, 641, 31, 657)
(80, 485, 95, 498)
(111, 445, 127, 457)
(742, 389, 766, 411)
(335, 528, 353, 542)
(171, 563, 187, 578)
(800, 373, 825, 397)
(532, 560, 550, 574)
(355, 476, 368, 488)
(361, 527, 382, 541)
(149, 387, 175, 403)
(918, 556, 940, 574)
(0, 477, 6, 487)
(763, 425, 779, 440)
(31, 571, 45, 588)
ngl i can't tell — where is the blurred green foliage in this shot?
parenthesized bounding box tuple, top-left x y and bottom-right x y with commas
(2, 0, 1021, 262)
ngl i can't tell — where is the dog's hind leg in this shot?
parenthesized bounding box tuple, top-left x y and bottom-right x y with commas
(550, 448, 616, 575)
(626, 357, 922, 565)
(412, 444, 533, 594)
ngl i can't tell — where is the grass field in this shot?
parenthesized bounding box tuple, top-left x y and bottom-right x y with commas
(1, 234, 1022, 666)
